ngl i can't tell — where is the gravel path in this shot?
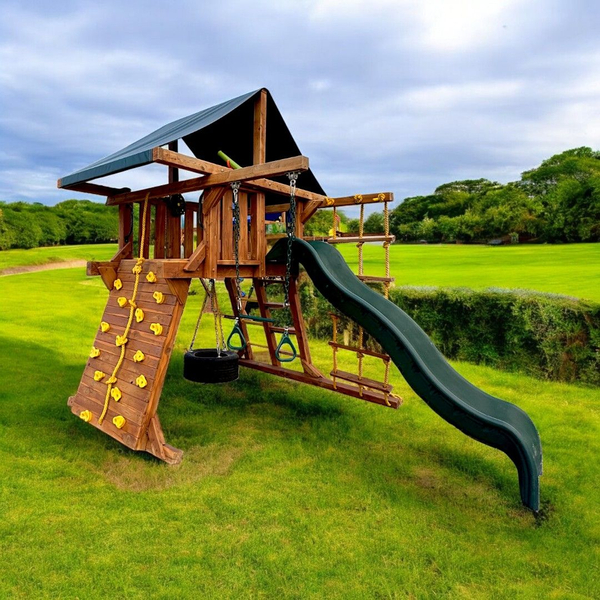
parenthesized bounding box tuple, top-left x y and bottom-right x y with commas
(0, 260, 87, 276)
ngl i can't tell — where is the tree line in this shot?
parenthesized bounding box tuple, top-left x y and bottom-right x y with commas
(0, 200, 119, 250)
(307, 147, 600, 243)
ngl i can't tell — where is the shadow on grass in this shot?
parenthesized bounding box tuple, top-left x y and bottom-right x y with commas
(0, 334, 532, 512)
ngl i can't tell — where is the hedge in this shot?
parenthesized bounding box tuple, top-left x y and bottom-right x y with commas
(267, 276, 600, 386)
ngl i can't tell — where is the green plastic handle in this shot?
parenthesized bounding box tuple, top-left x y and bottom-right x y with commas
(227, 322, 247, 351)
(218, 150, 242, 170)
(275, 333, 297, 363)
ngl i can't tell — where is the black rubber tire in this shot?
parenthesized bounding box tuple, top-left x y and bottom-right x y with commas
(183, 349, 239, 383)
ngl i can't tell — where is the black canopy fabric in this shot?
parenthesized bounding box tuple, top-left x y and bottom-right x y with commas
(60, 88, 325, 202)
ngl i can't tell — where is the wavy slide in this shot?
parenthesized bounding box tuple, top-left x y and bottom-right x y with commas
(267, 239, 542, 511)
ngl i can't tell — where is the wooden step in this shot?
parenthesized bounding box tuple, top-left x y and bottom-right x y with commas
(328, 342, 390, 361)
(263, 301, 287, 309)
(327, 235, 395, 244)
(330, 369, 393, 393)
(357, 275, 395, 284)
(269, 326, 297, 335)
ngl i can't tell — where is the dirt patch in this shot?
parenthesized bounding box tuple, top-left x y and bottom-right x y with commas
(101, 444, 246, 492)
(0, 260, 87, 276)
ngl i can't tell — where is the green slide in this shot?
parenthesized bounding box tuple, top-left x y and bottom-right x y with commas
(267, 239, 542, 511)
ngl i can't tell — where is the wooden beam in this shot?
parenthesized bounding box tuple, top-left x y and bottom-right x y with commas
(324, 192, 394, 207)
(57, 180, 130, 196)
(253, 90, 267, 277)
(166, 140, 181, 259)
(239, 359, 400, 409)
(118, 204, 133, 252)
(327, 235, 395, 244)
(183, 242, 206, 272)
(107, 156, 309, 206)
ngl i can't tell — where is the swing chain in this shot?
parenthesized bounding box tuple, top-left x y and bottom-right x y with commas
(283, 171, 299, 308)
(189, 278, 211, 350)
(231, 181, 243, 313)
(209, 279, 225, 356)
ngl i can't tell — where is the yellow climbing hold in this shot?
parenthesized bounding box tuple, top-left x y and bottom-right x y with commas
(107, 375, 117, 384)
(135, 308, 144, 323)
(100, 321, 110, 333)
(133, 350, 145, 363)
(146, 271, 157, 283)
(115, 334, 128, 347)
(90, 347, 101, 358)
(153, 291, 165, 304)
(93, 370, 106, 382)
(113, 415, 126, 429)
(117, 296, 128, 308)
(150, 323, 163, 336)
(79, 410, 93, 422)
(135, 374, 148, 389)
(114, 278, 123, 290)
(111, 387, 122, 402)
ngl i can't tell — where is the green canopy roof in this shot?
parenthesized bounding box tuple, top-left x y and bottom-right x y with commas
(60, 88, 325, 199)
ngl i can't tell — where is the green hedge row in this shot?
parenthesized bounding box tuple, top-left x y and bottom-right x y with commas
(270, 277, 600, 386)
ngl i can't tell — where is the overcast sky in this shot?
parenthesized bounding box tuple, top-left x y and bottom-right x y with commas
(1, 0, 599, 215)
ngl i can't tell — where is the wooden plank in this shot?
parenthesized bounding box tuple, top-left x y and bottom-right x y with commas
(330, 369, 393, 393)
(325, 192, 394, 208)
(328, 341, 390, 361)
(327, 235, 395, 244)
(154, 202, 166, 259)
(111, 241, 133, 264)
(118, 204, 133, 250)
(253, 278, 280, 367)
(153, 147, 328, 205)
(166, 140, 181, 259)
(57, 180, 130, 196)
(183, 205, 194, 258)
(183, 242, 206, 272)
(139, 202, 151, 259)
(106, 156, 309, 205)
(253, 89, 267, 163)
(239, 360, 400, 409)
(224, 278, 253, 361)
(287, 277, 319, 376)
(135, 278, 190, 450)
(221, 190, 234, 261)
(145, 414, 183, 465)
(357, 275, 395, 283)
(98, 266, 117, 291)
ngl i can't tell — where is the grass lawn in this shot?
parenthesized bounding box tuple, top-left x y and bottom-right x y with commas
(0, 267, 598, 598)
(0, 244, 118, 272)
(339, 242, 600, 302)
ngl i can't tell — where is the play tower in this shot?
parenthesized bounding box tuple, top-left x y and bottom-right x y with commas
(59, 89, 542, 511)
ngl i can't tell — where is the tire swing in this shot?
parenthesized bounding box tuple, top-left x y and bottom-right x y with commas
(183, 278, 239, 384)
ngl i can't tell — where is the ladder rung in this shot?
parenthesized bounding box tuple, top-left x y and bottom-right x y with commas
(328, 342, 390, 361)
(327, 235, 395, 244)
(357, 275, 395, 283)
(263, 302, 287, 309)
(269, 326, 297, 334)
(330, 369, 393, 393)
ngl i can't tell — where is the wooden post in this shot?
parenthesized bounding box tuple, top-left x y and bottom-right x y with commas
(118, 204, 134, 258)
(139, 202, 151, 259)
(224, 278, 254, 360)
(166, 140, 181, 258)
(253, 90, 267, 276)
(183, 204, 194, 258)
(154, 202, 166, 259)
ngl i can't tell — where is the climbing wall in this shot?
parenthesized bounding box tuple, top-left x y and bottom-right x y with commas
(68, 259, 189, 463)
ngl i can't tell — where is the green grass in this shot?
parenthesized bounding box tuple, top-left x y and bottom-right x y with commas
(0, 268, 599, 598)
(0, 244, 118, 272)
(339, 243, 600, 301)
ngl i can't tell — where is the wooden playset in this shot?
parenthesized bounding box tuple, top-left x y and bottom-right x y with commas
(59, 89, 542, 510)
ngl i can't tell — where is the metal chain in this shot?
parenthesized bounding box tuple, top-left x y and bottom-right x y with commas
(283, 171, 299, 309)
(209, 279, 226, 356)
(231, 181, 243, 313)
(189, 278, 210, 350)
